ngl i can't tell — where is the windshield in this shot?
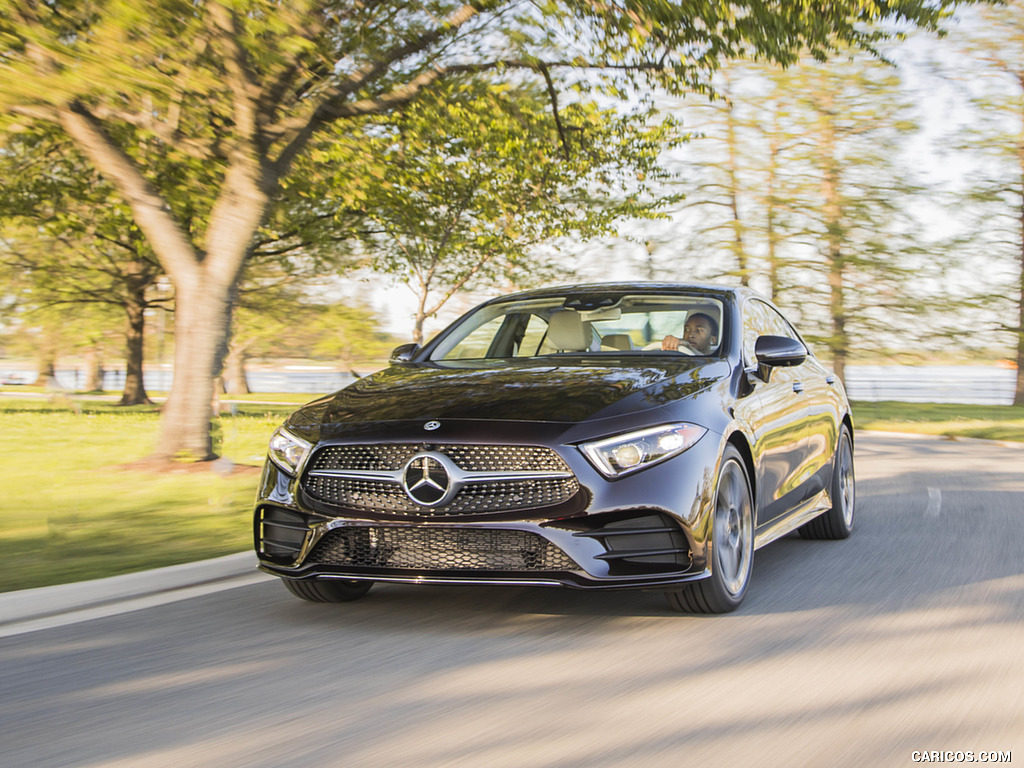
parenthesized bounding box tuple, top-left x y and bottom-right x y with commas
(429, 293, 725, 362)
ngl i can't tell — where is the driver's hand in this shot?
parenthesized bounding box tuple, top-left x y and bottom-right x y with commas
(662, 335, 682, 351)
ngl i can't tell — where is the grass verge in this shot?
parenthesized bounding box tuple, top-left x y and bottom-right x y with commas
(0, 396, 297, 593)
(851, 401, 1024, 443)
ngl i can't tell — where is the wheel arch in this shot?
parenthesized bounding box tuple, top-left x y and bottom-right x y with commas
(842, 412, 854, 446)
(725, 430, 756, 509)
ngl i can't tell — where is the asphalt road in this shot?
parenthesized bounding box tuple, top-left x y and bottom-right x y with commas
(2, 432, 1022, 768)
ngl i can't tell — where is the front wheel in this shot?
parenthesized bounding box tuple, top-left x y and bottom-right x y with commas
(799, 424, 855, 540)
(282, 577, 373, 603)
(666, 446, 754, 614)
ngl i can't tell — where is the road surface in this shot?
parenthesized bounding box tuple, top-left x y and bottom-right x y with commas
(1, 432, 1021, 767)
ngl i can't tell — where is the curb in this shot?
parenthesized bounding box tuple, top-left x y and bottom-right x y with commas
(862, 429, 1024, 450)
(0, 551, 262, 630)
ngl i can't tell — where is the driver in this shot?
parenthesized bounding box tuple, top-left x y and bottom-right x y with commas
(662, 312, 718, 354)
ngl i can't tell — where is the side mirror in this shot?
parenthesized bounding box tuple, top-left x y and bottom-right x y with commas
(389, 343, 421, 364)
(754, 335, 807, 368)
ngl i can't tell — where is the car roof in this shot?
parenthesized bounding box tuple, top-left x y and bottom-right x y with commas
(481, 281, 764, 305)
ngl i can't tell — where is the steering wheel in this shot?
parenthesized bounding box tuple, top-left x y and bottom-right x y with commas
(642, 340, 697, 354)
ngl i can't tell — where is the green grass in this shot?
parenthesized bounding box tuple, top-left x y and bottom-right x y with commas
(1, 395, 1022, 594)
(851, 400, 1024, 443)
(0, 396, 297, 592)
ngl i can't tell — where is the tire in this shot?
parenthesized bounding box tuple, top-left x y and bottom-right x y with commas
(665, 445, 754, 614)
(798, 424, 855, 540)
(282, 577, 373, 603)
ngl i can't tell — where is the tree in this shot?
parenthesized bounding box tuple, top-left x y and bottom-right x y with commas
(321, 79, 678, 343)
(220, 283, 395, 394)
(0, 129, 165, 404)
(664, 72, 762, 287)
(941, 1, 1024, 404)
(775, 57, 935, 382)
(665, 53, 941, 382)
(0, 0, 968, 460)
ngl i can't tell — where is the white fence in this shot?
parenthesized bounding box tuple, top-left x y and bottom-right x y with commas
(4, 364, 1020, 405)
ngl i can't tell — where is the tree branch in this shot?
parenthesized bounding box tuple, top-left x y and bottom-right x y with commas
(207, 3, 261, 144)
(538, 63, 571, 161)
(57, 102, 202, 292)
(268, 2, 484, 173)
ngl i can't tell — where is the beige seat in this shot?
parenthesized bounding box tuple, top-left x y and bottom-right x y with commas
(600, 333, 633, 351)
(546, 311, 592, 352)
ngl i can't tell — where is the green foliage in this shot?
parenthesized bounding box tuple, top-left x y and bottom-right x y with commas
(663, 50, 945, 372)
(935, 1, 1024, 402)
(312, 77, 682, 339)
(0, 0, 987, 457)
(0, 127, 164, 309)
(231, 282, 396, 365)
(0, 125, 166, 397)
(305, 302, 397, 365)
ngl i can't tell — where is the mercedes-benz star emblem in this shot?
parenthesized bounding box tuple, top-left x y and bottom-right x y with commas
(424, 420, 441, 431)
(402, 453, 454, 506)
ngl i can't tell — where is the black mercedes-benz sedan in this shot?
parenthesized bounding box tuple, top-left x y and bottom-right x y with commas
(254, 283, 854, 613)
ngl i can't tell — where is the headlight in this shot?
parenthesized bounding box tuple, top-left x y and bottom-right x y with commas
(267, 427, 312, 475)
(580, 423, 707, 478)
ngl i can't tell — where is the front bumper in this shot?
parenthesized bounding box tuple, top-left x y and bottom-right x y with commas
(256, 505, 710, 590)
(253, 428, 723, 591)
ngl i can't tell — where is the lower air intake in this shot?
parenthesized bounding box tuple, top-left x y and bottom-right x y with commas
(308, 527, 578, 572)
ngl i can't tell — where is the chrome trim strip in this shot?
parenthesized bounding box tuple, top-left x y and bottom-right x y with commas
(306, 468, 573, 483)
(258, 563, 713, 589)
(264, 569, 714, 589)
(307, 468, 404, 482)
(318, 574, 569, 588)
(451, 470, 575, 482)
(754, 490, 831, 550)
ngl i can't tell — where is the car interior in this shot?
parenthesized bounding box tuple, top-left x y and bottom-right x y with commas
(436, 295, 724, 360)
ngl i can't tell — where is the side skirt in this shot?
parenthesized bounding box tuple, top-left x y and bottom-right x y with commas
(754, 488, 832, 550)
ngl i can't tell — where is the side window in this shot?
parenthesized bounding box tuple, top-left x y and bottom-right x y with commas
(441, 316, 504, 359)
(742, 302, 765, 365)
(517, 314, 549, 357)
(743, 300, 803, 366)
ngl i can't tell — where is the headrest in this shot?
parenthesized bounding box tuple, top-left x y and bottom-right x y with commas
(547, 310, 590, 351)
(601, 333, 633, 351)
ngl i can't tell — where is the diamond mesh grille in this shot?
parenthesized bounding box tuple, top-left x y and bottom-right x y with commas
(309, 443, 569, 473)
(308, 526, 578, 572)
(302, 444, 579, 516)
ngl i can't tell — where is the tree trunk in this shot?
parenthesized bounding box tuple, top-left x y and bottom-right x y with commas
(413, 285, 429, 345)
(1014, 201, 1024, 405)
(726, 99, 748, 286)
(84, 345, 104, 392)
(819, 93, 848, 385)
(223, 340, 251, 395)
(120, 295, 152, 406)
(1015, 140, 1024, 405)
(33, 357, 57, 387)
(156, 279, 235, 460)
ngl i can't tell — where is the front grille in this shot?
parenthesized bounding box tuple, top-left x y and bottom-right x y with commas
(308, 526, 579, 572)
(309, 444, 569, 473)
(305, 475, 579, 516)
(311, 444, 420, 473)
(301, 443, 579, 516)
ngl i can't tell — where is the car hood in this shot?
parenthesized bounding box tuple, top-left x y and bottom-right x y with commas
(290, 358, 727, 432)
